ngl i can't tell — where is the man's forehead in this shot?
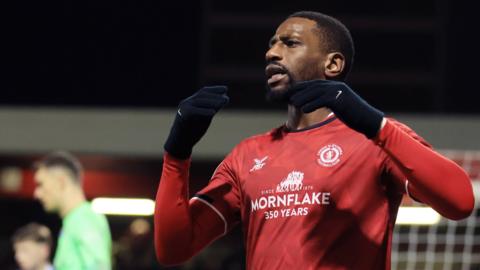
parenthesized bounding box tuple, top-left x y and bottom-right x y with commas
(34, 167, 47, 182)
(35, 166, 60, 181)
(275, 17, 317, 36)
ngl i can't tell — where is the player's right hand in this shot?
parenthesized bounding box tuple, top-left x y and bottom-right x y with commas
(164, 86, 229, 159)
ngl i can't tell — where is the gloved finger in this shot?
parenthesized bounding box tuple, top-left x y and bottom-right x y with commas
(285, 82, 308, 98)
(289, 87, 320, 107)
(292, 82, 343, 105)
(194, 91, 229, 101)
(301, 99, 330, 113)
(182, 106, 217, 118)
(286, 79, 332, 97)
(183, 92, 229, 106)
(191, 96, 229, 110)
(199, 85, 228, 95)
(304, 79, 341, 87)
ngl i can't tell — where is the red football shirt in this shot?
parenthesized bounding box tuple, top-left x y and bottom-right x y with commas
(193, 116, 420, 269)
(155, 115, 473, 269)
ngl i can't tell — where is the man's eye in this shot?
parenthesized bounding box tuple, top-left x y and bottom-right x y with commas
(285, 40, 300, 47)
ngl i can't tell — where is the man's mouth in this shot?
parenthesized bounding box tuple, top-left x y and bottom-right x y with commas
(265, 64, 289, 87)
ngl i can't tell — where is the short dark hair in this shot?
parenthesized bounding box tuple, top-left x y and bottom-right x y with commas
(12, 223, 52, 247)
(288, 11, 355, 81)
(34, 151, 83, 183)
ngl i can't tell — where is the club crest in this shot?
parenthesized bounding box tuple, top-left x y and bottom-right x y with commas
(317, 144, 343, 167)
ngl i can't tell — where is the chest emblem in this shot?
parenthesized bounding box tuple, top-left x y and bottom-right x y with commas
(250, 156, 268, 172)
(276, 171, 304, 192)
(317, 144, 343, 167)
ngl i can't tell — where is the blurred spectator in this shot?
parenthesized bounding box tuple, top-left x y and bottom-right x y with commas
(113, 217, 244, 270)
(33, 151, 112, 270)
(114, 218, 159, 270)
(12, 222, 53, 270)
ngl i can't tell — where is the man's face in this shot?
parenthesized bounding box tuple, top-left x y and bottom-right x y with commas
(265, 17, 326, 101)
(33, 167, 62, 213)
(14, 240, 49, 270)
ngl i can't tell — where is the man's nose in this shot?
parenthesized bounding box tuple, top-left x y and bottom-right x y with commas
(265, 45, 282, 62)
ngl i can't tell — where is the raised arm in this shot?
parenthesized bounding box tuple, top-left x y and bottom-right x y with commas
(288, 79, 474, 220)
(155, 154, 231, 265)
(375, 119, 474, 220)
(154, 86, 231, 265)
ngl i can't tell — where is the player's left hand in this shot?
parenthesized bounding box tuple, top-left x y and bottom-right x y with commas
(288, 79, 384, 138)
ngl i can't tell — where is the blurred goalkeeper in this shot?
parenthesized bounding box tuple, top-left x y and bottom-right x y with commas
(34, 151, 112, 270)
(154, 11, 474, 269)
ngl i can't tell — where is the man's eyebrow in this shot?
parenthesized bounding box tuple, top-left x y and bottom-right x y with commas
(268, 36, 277, 46)
(269, 34, 294, 46)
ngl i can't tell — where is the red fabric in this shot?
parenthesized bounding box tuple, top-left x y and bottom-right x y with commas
(154, 117, 474, 269)
(374, 119, 474, 220)
(154, 154, 226, 265)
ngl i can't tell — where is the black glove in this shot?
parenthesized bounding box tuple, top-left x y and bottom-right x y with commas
(164, 86, 229, 159)
(288, 79, 384, 138)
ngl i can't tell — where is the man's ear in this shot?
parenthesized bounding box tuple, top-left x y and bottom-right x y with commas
(56, 172, 68, 191)
(324, 52, 345, 79)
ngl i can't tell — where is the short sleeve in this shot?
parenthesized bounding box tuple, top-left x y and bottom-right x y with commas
(74, 231, 110, 270)
(73, 216, 111, 269)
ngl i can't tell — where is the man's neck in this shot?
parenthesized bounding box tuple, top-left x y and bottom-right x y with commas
(286, 105, 333, 130)
(60, 190, 86, 218)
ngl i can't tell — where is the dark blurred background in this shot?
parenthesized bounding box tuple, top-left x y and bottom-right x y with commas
(2, 0, 480, 112)
(1, 0, 479, 269)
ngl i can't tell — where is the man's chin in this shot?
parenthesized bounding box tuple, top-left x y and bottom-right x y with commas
(265, 84, 290, 103)
(42, 204, 56, 213)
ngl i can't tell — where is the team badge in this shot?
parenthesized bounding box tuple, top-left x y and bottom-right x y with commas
(317, 144, 343, 167)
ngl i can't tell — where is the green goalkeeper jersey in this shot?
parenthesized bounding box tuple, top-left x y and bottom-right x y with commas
(54, 202, 112, 270)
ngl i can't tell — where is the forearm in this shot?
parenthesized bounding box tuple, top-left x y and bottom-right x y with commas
(154, 152, 227, 265)
(154, 153, 195, 264)
(375, 119, 474, 220)
(155, 86, 230, 265)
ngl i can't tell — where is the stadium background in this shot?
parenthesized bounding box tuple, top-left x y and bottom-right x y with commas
(1, 0, 479, 269)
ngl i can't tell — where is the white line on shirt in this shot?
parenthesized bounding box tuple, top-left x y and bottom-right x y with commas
(190, 196, 228, 236)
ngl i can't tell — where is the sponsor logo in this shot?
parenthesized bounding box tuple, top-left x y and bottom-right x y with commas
(250, 156, 268, 172)
(317, 144, 343, 167)
(276, 171, 303, 192)
(250, 170, 331, 220)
